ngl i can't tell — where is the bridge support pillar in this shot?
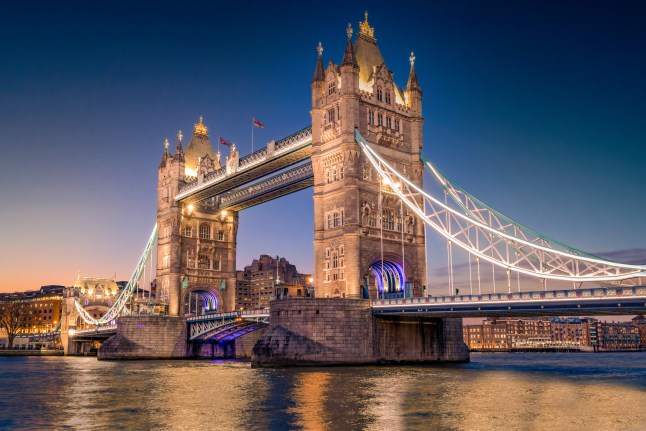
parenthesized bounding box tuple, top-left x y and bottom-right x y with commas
(251, 298, 469, 367)
(97, 316, 189, 359)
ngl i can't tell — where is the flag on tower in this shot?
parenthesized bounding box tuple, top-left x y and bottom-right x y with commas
(253, 119, 265, 128)
(219, 137, 232, 147)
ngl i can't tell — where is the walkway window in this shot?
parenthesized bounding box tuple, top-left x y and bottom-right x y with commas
(199, 224, 210, 239)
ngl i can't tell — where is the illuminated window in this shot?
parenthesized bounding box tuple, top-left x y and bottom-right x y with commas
(199, 223, 210, 239)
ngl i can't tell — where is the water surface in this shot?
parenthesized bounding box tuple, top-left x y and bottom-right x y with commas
(0, 352, 644, 430)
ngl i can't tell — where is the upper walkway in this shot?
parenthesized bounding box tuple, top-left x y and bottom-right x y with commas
(175, 127, 312, 204)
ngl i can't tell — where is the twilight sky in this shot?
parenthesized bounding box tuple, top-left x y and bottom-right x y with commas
(0, 1, 644, 294)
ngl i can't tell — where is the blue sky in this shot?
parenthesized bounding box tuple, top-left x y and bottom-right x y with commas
(0, 1, 644, 293)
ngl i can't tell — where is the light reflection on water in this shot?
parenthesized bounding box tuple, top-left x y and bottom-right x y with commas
(0, 353, 644, 430)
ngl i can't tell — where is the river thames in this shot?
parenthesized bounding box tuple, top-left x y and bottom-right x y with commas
(0, 352, 644, 430)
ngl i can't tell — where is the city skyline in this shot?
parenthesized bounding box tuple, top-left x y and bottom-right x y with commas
(1, 1, 645, 293)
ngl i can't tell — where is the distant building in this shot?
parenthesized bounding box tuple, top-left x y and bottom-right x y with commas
(463, 315, 644, 351)
(0, 285, 64, 335)
(594, 320, 641, 350)
(235, 255, 311, 310)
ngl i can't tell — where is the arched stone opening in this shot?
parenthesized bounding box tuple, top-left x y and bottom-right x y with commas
(183, 286, 223, 317)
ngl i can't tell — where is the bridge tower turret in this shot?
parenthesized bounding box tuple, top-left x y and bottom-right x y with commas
(157, 119, 238, 317)
(311, 12, 427, 299)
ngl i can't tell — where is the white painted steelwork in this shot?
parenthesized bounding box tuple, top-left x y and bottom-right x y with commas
(356, 129, 646, 283)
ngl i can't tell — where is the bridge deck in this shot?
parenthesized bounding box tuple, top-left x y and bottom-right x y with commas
(372, 287, 646, 317)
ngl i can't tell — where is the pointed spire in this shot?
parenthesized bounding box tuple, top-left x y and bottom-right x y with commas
(193, 116, 208, 136)
(159, 138, 170, 169)
(312, 42, 325, 83)
(174, 130, 184, 162)
(342, 23, 358, 67)
(407, 51, 421, 92)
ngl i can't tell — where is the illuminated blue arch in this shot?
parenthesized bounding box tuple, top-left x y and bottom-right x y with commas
(185, 289, 219, 316)
(369, 260, 406, 294)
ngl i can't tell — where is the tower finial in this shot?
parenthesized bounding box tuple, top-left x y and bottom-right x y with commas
(194, 116, 208, 135)
(164, 138, 169, 150)
(177, 130, 183, 143)
(410, 51, 416, 67)
(346, 23, 353, 40)
(317, 41, 323, 56)
(359, 11, 375, 39)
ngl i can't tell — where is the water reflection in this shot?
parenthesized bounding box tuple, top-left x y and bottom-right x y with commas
(0, 353, 644, 430)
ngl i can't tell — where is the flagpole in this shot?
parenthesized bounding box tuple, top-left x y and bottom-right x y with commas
(251, 118, 254, 153)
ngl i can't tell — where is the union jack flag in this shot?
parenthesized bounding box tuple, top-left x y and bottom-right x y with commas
(219, 137, 232, 146)
(253, 119, 265, 128)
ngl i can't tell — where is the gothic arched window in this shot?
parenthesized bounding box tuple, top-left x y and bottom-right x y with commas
(199, 223, 211, 240)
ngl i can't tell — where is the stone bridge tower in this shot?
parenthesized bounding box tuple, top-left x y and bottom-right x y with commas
(157, 118, 238, 316)
(311, 13, 426, 299)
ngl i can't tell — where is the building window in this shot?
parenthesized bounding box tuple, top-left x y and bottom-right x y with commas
(327, 213, 332, 229)
(325, 168, 330, 184)
(328, 80, 336, 95)
(198, 255, 211, 270)
(394, 119, 400, 132)
(385, 90, 391, 104)
(187, 256, 196, 268)
(218, 231, 224, 241)
(184, 226, 192, 237)
(199, 223, 210, 240)
(386, 116, 392, 128)
(377, 113, 383, 126)
(382, 209, 394, 230)
(333, 212, 339, 228)
(339, 245, 345, 256)
(213, 258, 221, 271)
(325, 248, 330, 258)
(368, 110, 375, 125)
(339, 166, 344, 180)
(162, 249, 170, 269)
(163, 225, 171, 238)
(332, 255, 339, 269)
(376, 88, 382, 102)
(368, 212, 377, 227)
(340, 208, 345, 225)
(328, 109, 334, 123)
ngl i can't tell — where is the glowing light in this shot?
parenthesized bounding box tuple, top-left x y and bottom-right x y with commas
(221, 210, 228, 217)
(187, 204, 194, 214)
(308, 277, 314, 284)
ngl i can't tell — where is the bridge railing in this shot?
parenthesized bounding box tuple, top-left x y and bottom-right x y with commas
(372, 286, 646, 307)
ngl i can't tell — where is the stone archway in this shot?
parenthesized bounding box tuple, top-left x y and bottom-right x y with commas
(183, 285, 224, 317)
(365, 253, 418, 298)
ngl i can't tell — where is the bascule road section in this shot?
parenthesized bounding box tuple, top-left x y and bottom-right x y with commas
(62, 13, 645, 365)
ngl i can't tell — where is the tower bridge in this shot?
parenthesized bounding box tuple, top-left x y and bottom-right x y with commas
(63, 13, 646, 364)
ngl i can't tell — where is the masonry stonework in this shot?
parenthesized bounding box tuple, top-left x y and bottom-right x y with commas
(252, 299, 469, 366)
(98, 316, 189, 360)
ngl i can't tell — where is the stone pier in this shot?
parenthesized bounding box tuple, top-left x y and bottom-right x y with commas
(252, 298, 469, 367)
(98, 316, 189, 360)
